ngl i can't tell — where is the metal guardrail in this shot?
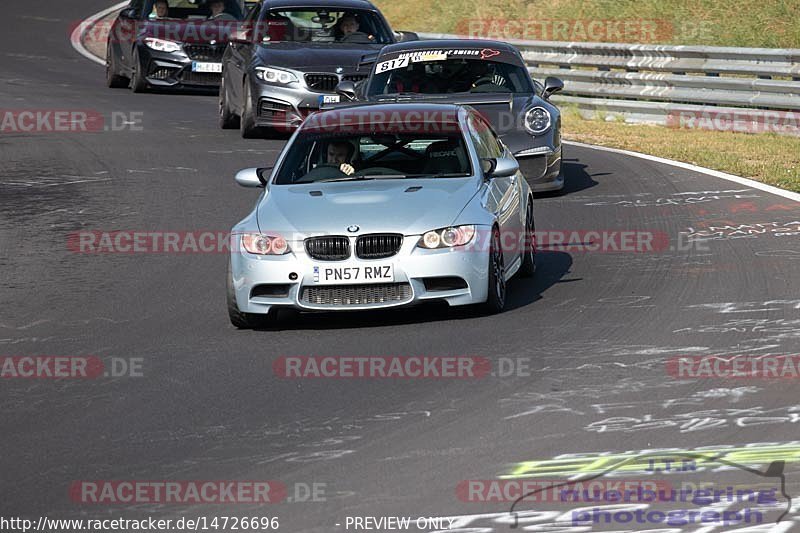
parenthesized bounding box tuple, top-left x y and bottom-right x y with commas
(418, 33, 800, 133)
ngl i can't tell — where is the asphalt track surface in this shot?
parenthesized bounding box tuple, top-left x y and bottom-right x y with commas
(2, 1, 800, 532)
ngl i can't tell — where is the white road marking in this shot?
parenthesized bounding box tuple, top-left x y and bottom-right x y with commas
(69, 1, 128, 66)
(565, 140, 800, 203)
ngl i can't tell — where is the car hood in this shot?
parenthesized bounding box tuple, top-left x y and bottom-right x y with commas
(255, 43, 383, 70)
(257, 178, 479, 238)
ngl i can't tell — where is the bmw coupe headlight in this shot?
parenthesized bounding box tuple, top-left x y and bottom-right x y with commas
(255, 66, 298, 85)
(143, 38, 182, 53)
(418, 225, 476, 249)
(241, 234, 290, 255)
(524, 106, 552, 135)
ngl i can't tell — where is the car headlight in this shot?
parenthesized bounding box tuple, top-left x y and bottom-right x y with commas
(241, 234, 290, 255)
(417, 225, 476, 249)
(255, 66, 298, 85)
(143, 38, 182, 53)
(524, 106, 551, 135)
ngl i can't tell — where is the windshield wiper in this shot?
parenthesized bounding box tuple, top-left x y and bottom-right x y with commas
(318, 176, 377, 183)
(405, 173, 471, 178)
(320, 174, 411, 182)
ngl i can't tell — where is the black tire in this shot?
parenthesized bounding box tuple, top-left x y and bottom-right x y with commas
(240, 81, 261, 138)
(227, 262, 275, 329)
(519, 197, 536, 278)
(105, 44, 128, 89)
(219, 77, 240, 129)
(129, 49, 148, 93)
(480, 226, 507, 314)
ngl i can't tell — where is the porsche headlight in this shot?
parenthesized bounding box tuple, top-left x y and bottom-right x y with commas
(418, 225, 476, 249)
(241, 234, 290, 255)
(524, 106, 551, 135)
(143, 37, 182, 53)
(255, 66, 298, 85)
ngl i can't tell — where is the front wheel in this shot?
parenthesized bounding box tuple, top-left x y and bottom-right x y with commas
(480, 227, 507, 314)
(219, 77, 240, 129)
(105, 44, 128, 88)
(240, 81, 261, 138)
(519, 198, 536, 278)
(129, 49, 148, 93)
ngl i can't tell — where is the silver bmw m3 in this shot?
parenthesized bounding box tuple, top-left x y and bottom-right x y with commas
(227, 102, 536, 328)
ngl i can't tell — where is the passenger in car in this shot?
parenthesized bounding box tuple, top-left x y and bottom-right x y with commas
(152, 0, 170, 19)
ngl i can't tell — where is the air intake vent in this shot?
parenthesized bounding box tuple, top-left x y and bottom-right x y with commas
(301, 283, 412, 306)
(305, 236, 350, 260)
(355, 234, 403, 260)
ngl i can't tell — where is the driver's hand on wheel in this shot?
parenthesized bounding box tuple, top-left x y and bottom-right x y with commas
(340, 163, 355, 175)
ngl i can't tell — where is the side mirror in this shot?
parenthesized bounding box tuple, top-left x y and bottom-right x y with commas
(231, 25, 252, 43)
(543, 76, 564, 99)
(119, 7, 139, 19)
(235, 167, 270, 187)
(394, 31, 419, 42)
(335, 81, 357, 101)
(482, 157, 519, 179)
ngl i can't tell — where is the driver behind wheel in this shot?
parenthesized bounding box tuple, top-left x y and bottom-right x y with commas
(151, 0, 170, 19)
(207, 0, 237, 20)
(326, 141, 356, 175)
(335, 14, 359, 40)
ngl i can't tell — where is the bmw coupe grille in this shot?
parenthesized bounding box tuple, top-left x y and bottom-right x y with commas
(305, 236, 350, 261)
(305, 73, 339, 92)
(183, 44, 225, 62)
(301, 283, 412, 306)
(342, 74, 368, 83)
(356, 234, 403, 259)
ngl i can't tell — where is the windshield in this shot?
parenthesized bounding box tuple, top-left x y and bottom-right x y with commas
(367, 49, 534, 96)
(145, 0, 244, 21)
(274, 133, 472, 184)
(257, 9, 392, 44)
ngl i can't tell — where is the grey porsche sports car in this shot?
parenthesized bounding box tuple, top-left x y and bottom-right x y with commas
(219, 0, 416, 138)
(330, 40, 565, 192)
(227, 102, 536, 328)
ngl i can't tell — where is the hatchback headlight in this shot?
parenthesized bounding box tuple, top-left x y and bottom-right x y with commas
(417, 225, 476, 249)
(143, 38, 182, 53)
(255, 66, 298, 85)
(241, 234, 290, 255)
(524, 106, 551, 135)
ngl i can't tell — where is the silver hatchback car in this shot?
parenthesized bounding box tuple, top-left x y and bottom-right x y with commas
(227, 103, 536, 328)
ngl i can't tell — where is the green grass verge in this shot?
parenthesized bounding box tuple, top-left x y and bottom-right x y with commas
(376, 0, 800, 48)
(561, 108, 800, 192)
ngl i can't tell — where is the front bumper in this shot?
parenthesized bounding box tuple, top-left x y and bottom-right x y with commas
(249, 72, 368, 130)
(230, 235, 491, 313)
(515, 145, 564, 192)
(137, 44, 223, 89)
